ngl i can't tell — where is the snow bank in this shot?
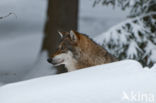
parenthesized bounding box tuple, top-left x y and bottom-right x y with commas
(0, 60, 155, 103)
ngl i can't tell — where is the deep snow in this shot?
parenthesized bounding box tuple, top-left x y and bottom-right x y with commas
(0, 1, 156, 102)
(0, 60, 156, 103)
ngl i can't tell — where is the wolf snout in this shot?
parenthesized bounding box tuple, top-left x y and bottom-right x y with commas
(47, 58, 52, 63)
(47, 58, 57, 64)
(47, 57, 64, 66)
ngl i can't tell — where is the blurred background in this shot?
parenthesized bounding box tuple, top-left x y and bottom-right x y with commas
(0, 0, 155, 84)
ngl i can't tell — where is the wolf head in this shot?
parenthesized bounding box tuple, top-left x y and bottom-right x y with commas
(47, 30, 81, 71)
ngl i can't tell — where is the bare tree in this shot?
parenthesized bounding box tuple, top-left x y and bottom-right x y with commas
(42, 0, 79, 73)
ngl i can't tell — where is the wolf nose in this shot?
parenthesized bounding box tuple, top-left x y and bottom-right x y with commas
(47, 58, 52, 63)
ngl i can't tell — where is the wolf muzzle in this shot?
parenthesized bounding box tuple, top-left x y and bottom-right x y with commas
(47, 58, 52, 63)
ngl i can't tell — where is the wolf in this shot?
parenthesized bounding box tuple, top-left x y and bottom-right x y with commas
(47, 30, 117, 72)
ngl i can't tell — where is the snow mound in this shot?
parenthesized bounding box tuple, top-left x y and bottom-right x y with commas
(0, 60, 155, 103)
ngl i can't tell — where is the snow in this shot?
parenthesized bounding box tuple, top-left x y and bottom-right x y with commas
(0, 34, 57, 83)
(0, 0, 55, 84)
(94, 12, 156, 45)
(127, 40, 142, 59)
(23, 51, 57, 80)
(0, 0, 128, 84)
(79, 0, 128, 37)
(0, 0, 155, 102)
(144, 41, 156, 64)
(0, 34, 41, 83)
(0, 82, 4, 87)
(94, 12, 156, 66)
(0, 60, 156, 103)
(0, 0, 49, 83)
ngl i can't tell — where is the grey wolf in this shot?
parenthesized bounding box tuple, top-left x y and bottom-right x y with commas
(47, 30, 117, 72)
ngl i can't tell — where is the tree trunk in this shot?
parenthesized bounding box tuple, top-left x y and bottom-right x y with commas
(42, 0, 78, 73)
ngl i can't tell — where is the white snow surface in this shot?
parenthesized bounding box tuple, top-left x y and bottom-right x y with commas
(1, 1, 155, 102)
(0, 60, 156, 103)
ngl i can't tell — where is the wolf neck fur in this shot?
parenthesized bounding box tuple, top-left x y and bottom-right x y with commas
(75, 34, 115, 69)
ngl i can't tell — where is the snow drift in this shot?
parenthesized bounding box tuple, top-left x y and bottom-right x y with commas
(0, 60, 155, 103)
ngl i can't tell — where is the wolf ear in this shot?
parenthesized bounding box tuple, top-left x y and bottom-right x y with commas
(70, 30, 78, 42)
(58, 31, 63, 38)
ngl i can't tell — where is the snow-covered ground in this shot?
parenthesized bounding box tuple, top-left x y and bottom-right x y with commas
(0, 60, 156, 103)
(0, 0, 156, 102)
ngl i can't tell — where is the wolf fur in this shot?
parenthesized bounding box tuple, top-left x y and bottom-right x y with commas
(47, 30, 117, 72)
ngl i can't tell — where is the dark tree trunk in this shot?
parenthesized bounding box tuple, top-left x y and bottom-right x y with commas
(42, 0, 79, 73)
